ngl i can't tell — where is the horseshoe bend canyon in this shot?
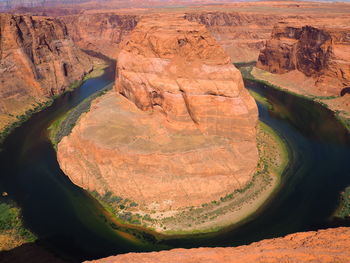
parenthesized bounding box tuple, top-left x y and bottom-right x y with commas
(0, 1, 350, 263)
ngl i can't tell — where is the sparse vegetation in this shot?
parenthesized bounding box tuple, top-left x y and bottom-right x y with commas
(0, 199, 36, 250)
(83, 60, 109, 81)
(335, 111, 350, 133)
(233, 61, 256, 68)
(334, 186, 350, 219)
(48, 86, 111, 148)
(89, 190, 142, 225)
(0, 100, 53, 145)
(248, 89, 273, 110)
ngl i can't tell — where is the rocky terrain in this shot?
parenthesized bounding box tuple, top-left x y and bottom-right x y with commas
(87, 227, 350, 263)
(0, 14, 92, 131)
(253, 19, 350, 128)
(257, 21, 350, 97)
(184, 12, 288, 63)
(9, 2, 350, 64)
(1, 0, 350, 260)
(57, 15, 258, 224)
(60, 14, 138, 59)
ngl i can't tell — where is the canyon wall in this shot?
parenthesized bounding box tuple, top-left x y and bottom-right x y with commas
(0, 14, 92, 130)
(87, 227, 350, 263)
(184, 12, 285, 62)
(61, 14, 138, 58)
(257, 22, 350, 96)
(57, 15, 258, 212)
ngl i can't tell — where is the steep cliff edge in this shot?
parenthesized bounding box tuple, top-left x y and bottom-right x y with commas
(185, 12, 284, 63)
(253, 21, 350, 129)
(0, 14, 93, 131)
(257, 22, 350, 96)
(57, 15, 259, 232)
(87, 227, 350, 263)
(61, 14, 138, 58)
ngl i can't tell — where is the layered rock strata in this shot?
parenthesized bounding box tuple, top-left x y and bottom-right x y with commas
(185, 12, 285, 63)
(57, 16, 258, 212)
(87, 227, 350, 263)
(61, 14, 139, 58)
(257, 22, 350, 96)
(0, 14, 92, 130)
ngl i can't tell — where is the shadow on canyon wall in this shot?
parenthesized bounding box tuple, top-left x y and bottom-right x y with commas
(340, 87, 350, 97)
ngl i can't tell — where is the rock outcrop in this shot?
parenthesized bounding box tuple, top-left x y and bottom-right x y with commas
(61, 14, 138, 58)
(87, 227, 350, 263)
(185, 12, 285, 63)
(0, 14, 92, 130)
(257, 22, 350, 96)
(57, 15, 258, 212)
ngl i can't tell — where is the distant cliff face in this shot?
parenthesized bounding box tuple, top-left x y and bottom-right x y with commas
(61, 11, 274, 62)
(87, 227, 350, 263)
(61, 14, 139, 58)
(57, 15, 258, 211)
(257, 23, 350, 95)
(185, 12, 285, 62)
(0, 14, 92, 129)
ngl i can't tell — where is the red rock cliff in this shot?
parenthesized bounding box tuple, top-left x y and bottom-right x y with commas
(257, 22, 350, 96)
(61, 14, 138, 58)
(184, 11, 284, 62)
(0, 14, 92, 129)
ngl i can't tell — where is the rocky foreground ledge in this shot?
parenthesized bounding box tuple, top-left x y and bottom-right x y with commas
(87, 227, 350, 263)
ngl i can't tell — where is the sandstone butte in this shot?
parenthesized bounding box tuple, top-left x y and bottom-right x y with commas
(257, 21, 350, 97)
(57, 15, 258, 213)
(87, 227, 350, 263)
(0, 14, 92, 130)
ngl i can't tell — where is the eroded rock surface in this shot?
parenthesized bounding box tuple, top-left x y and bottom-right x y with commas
(185, 12, 284, 63)
(57, 15, 258, 212)
(0, 14, 92, 129)
(87, 227, 350, 263)
(257, 22, 350, 96)
(61, 14, 139, 58)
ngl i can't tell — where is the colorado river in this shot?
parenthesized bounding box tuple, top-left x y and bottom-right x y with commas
(0, 64, 349, 261)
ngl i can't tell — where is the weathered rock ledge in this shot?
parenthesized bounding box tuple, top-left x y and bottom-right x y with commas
(87, 227, 350, 263)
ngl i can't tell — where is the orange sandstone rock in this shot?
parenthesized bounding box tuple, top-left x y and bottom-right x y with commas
(86, 227, 350, 263)
(61, 14, 138, 59)
(57, 15, 258, 212)
(0, 14, 92, 129)
(257, 22, 350, 96)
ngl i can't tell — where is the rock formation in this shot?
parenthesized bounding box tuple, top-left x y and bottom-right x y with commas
(61, 14, 138, 58)
(185, 12, 285, 63)
(257, 22, 350, 96)
(57, 15, 258, 212)
(87, 227, 350, 263)
(0, 14, 92, 130)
